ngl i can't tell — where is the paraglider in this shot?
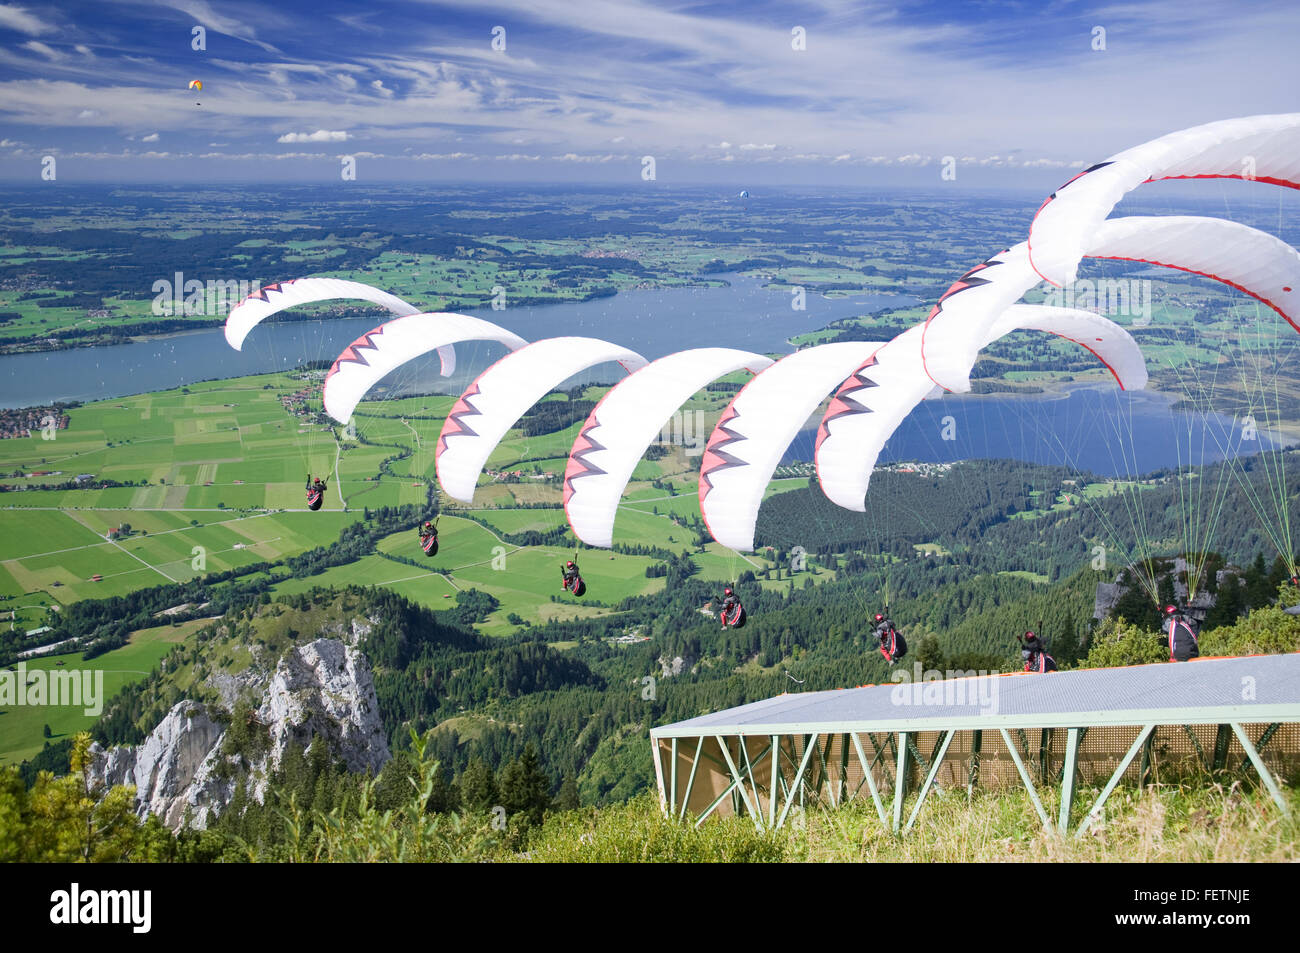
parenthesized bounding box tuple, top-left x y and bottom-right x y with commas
(873, 612, 906, 664)
(1017, 631, 1056, 673)
(436, 337, 648, 503)
(418, 520, 439, 556)
(563, 347, 773, 548)
(560, 558, 585, 597)
(1028, 113, 1300, 289)
(305, 474, 326, 511)
(1164, 605, 1200, 662)
(224, 277, 460, 377)
(322, 313, 528, 425)
(739, 190, 750, 199)
(697, 341, 883, 552)
(189, 79, 202, 104)
(718, 586, 746, 628)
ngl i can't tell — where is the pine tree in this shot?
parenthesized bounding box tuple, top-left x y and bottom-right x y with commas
(553, 774, 580, 812)
(459, 757, 498, 814)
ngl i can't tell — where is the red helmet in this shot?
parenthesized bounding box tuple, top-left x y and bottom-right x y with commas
(724, 587, 733, 595)
(1164, 605, 1178, 616)
(424, 522, 431, 527)
(874, 613, 884, 623)
(1024, 630, 1036, 639)
(566, 561, 574, 568)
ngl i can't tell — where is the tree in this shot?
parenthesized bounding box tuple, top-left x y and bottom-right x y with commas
(497, 744, 551, 827)
(553, 774, 580, 812)
(915, 634, 945, 673)
(459, 758, 498, 814)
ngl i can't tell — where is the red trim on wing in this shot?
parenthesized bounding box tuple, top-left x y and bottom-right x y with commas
(1089, 254, 1298, 332)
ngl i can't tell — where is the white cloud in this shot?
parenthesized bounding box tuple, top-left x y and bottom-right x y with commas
(0, 4, 54, 36)
(141, 132, 159, 142)
(21, 40, 62, 60)
(74, 44, 92, 57)
(276, 130, 350, 143)
(371, 79, 393, 98)
(739, 143, 776, 151)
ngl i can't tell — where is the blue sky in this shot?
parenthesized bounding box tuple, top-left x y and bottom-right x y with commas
(0, 0, 1296, 185)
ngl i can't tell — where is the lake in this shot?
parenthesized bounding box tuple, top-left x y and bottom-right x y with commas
(0, 273, 912, 406)
(1, 273, 1287, 475)
(783, 384, 1288, 476)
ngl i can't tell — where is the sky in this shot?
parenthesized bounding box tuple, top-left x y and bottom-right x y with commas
(0, 0, 1296, 187)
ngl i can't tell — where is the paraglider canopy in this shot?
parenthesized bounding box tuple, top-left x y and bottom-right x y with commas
(739, 190, 750, 198)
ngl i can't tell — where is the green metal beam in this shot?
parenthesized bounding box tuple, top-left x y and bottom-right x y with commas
(776, 733, 820, 829)
(968, 729, 982, 799)
(905, 729, 956, 833)
(850, 731, 889, 827)
(999, 728, 1051, 831)
(1180, 724, 1206, 769)
(680, 735, 704, 821)
(716, 736, 762, 829)
(1076, 724, 1156, 839)
(1059, 727, 1080, 835)
(1230, 722, 1291, 818)
(669, 738, 678, 817)
(769, 736, 779, 829)
(1213, 723, 1232, 772)
(892, 732, 909, 834)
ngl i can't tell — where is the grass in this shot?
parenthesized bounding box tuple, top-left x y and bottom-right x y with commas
(0, 618, 203, 765)
(513, 781, 1299, 862)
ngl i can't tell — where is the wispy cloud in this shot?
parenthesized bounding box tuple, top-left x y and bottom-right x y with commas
(0, 3, 54, 36)
(277, 129, 349, 143)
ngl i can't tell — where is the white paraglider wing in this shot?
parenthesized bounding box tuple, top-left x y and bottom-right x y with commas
(919, 242, 1042, 394)
(698, 342, 883, 552)
(563, 348, 774, 548)
(1028, 113, 1300, 287)
(1084, 216, 1300, 331)
(436, 338, 649, 503)
(817, 306, 1147, 513)
(224, 277, 459, 376)
(923, 216, 1300, 393)
(322, 313, 528, 425)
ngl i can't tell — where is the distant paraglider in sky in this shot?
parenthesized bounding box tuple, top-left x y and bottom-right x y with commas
(739, 190, 750, 199)
(189, 79, 202, 105)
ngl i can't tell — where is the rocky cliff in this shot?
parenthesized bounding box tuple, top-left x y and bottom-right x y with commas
(88, 637, 388, 831)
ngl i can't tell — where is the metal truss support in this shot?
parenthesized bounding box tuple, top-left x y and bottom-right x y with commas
(776, 733, 820, 829)
(1213, 723, 1232, 772)
(680, 736, 704, 820)
(967, 729, 982, 799)
(1230, 722, 1291, 817)
(715, 736, 761, 830)
(1058, 727, 1080, 835)
(891, 732, 909, 833)
(999, 728, 1051, 831)
(904, 729, 955, 833)
(669, 738, 678, 817)
(1075, 723, 1156, 839)
(849, 732, 889, 826)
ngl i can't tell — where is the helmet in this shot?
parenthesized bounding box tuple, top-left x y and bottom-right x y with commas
(1024, 630, 1036, 640)
(566, 561, 574, 568)
(724, 587, 733, 595)
(874, 613, 884, 623)
(1164, 605, 1178, 616)
(425, 522, 431, 528)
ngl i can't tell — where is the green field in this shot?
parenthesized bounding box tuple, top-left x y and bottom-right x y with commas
(0, 619, 203, 765)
